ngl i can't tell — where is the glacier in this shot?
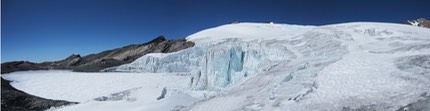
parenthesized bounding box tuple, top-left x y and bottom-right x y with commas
(108, 22, 430, 110)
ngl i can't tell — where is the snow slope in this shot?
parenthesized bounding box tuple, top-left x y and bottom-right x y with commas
(4, 22, 430, 111)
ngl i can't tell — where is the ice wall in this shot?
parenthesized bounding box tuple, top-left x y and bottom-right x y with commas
(191, 39, 297, 90)
(113, 38, 297, 90)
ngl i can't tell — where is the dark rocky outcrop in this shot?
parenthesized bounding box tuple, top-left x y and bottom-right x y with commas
(1, 61, 48, 74)
(404, 18, 430, 28)
(1, 36, 194, 111)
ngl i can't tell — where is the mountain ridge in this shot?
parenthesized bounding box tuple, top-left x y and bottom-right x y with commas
(1, 36, 194, 73)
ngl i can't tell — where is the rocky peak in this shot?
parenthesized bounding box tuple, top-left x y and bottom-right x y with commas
(67, 54, 81, 59)
(405, 18, 430, 28)
(149, 36, 167, 43)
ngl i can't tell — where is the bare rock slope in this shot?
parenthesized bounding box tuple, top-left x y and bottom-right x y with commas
(1, 36, 194, 73)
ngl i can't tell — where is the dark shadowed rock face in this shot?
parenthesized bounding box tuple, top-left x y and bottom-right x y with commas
(1, 36, 194, 111)
(1, 61, 48, 74)
(1, 78, 78, 111)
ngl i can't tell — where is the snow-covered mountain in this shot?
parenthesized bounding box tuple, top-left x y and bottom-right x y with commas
(109, 22, 430, 110)
(3, 22, 430, 111)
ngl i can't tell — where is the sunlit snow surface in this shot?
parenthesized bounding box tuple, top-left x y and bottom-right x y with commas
(4, 22, 430, 111)
(2, 70, 198, 111)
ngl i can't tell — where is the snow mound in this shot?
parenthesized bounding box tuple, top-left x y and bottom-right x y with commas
(186, 22, 314, 43)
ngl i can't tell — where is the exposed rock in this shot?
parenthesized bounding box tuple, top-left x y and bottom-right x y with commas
(46, 54, 82, 68)
(1, 61, 48, 74)
(49, 36, 194, 72)
(404, 18, 430, 28)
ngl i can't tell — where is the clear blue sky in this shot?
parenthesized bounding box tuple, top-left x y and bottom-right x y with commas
(2, 0, 429, 63)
